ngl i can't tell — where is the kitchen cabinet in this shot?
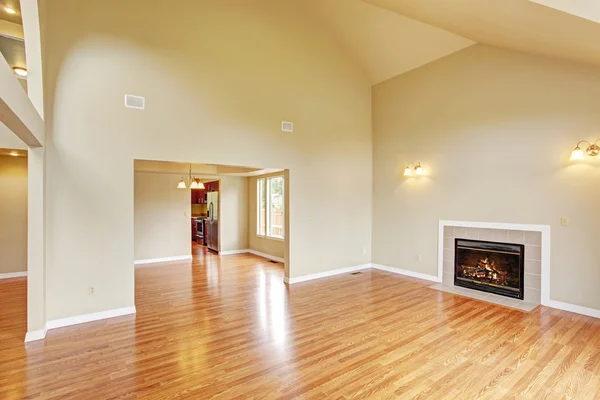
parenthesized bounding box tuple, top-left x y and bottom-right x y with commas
(191, 217, 197, 239)
(191, 189, 206, 204)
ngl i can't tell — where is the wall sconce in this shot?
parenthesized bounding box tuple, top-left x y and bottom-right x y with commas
(404, 162, 424, 176)
(570, 139, 599, 161)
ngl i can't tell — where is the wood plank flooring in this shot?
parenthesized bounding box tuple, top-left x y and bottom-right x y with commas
(1, 246, 599, 399)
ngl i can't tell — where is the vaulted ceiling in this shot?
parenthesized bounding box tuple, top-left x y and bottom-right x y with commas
(2, 0, 600, 90)
(307, 0, 474, 84)
(363, 0, 600, 71)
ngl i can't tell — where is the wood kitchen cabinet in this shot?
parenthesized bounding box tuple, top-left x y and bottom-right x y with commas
(191, 189, 206, 204)
(191, 217, 197, 239)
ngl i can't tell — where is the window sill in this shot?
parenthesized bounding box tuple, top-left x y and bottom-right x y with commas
(256, 234, 285, 242)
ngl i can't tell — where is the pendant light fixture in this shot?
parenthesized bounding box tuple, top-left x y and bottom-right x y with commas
(177, 164, 206, 189)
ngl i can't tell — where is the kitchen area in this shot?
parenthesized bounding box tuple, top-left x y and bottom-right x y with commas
(191, 180, 219, 252)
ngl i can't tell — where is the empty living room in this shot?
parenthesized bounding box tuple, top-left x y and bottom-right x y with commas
(1, 0, 600, 398)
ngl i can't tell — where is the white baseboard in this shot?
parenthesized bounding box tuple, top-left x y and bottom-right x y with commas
(248, 250, 285, 263)
(545, 299, 600, 319)
(134, 255, 192, 265)
(24, 306, 137, 343)
(285, 263, 371, 284)
(0, 271, 27, 280)
(219, 249, 250, 256)
(24, 328, 47, 342)
(371, 263, 441, 283)
(46, 306, 136, 330)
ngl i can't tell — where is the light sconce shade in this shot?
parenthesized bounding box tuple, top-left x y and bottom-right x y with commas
(189, 179, 205, 189)
(570, 139, 600, 161)
(403, 162, 425, 177)
(570, 147, 585, 161)
(415, 162, 424, 175)
(176, 164, 206, 189)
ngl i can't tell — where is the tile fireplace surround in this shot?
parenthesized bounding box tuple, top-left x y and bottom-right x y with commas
(431, 220, 550, 312)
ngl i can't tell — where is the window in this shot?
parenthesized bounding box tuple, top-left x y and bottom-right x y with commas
(256, 176, 284, 239)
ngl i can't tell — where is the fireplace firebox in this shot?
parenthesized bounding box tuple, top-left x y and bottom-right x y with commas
(454, 239, 524, 300)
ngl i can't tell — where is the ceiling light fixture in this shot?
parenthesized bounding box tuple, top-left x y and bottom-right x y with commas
(13, 67, 27, 77)
(3, 6, 16, 14)
(570, 139, 600, 161)
(404, 162, 425, 177)
(177, 164, 205, 189)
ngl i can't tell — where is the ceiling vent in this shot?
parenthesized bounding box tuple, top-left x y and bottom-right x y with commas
(124, 94, 145, 110)
(281, 121, 294, 132)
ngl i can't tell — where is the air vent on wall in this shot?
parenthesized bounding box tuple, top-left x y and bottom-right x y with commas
(281, 121, 294, 132)
(124, 94, 145, 110)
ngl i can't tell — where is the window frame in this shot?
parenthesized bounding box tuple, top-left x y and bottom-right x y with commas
(256, 178, 266, 236)
(256, 175, 285, 241)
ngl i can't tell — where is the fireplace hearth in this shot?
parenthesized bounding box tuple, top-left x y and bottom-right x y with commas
(454, 239, 524, 300)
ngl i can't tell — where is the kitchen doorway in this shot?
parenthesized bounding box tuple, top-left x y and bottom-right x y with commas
(133, 160, 289, 270)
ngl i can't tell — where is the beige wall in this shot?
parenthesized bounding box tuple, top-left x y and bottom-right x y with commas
(219, 176, 249, 252)
(134, 171, 191, 261)
(0, 155, 27, 274)
(248, 172, 285, 259)
(372, 44, 600, 310)
(42, 0, 372, 320)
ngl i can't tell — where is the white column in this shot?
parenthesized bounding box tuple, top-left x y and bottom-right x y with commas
(26, 146, 45, 338)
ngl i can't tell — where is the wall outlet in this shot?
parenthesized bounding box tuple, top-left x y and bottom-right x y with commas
(561, 217, 569, 226)
(88, 286, 96, 296)
(416, 255, 422, 262)
(362, 247, 367, 255)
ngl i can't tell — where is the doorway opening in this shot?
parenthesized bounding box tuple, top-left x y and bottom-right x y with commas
(132, 159, 289, 274)
(0, 148, 28, 342)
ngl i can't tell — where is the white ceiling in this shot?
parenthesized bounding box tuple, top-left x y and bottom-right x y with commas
(362, 0, 600, 70)
(308, 0, 474, 84)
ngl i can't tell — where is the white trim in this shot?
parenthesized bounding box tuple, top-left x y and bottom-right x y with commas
(440, 220, 550, 232)
(248, 250, 285, 263)
(437, 220, 600, 319)
(0, 271, 27, 279)
(439, 219, 551, 302)
(219, 249, 250, 256)
(371, 263, 441, 282)
(24, 328, 47, 342)
(134, 255, 192, 265)
(256, 234, 285, 242)
(285, 264, 371, 284)
(45, 306, 136, 330)
(544, 299, 600, 319)
(24, 306, 137, 342)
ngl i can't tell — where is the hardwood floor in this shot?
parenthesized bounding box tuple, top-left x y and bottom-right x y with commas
(1, 246, 600, 399)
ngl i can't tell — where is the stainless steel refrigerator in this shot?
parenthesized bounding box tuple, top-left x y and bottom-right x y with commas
(206, 191, 219, 252)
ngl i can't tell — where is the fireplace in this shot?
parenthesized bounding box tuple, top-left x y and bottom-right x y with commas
(454, 239, 525, 300)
